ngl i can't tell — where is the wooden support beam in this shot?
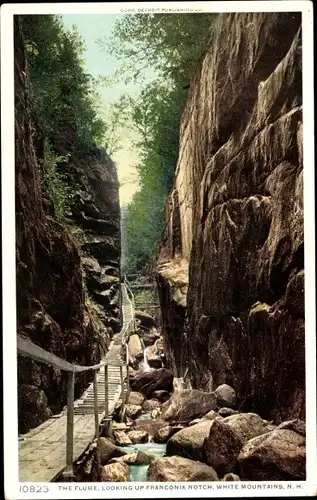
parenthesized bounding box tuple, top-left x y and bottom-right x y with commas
(120, 365, 124, 422)
(63, 371, 75, 480)
(93, 372, 99, 438)
(104, 365, 109, 418)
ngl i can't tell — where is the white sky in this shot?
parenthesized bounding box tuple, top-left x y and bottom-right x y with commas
(61, 14, 145, 206)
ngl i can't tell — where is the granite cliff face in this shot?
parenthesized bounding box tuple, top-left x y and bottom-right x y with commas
(15, 18, 121, 433)
(157, 12, 304, 423)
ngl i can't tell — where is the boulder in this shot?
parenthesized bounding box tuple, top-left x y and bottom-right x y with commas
(152, 390, 170, 403)
(222, 413, 271, 443)
(142, 327, 161, 347)
(204, 418, 243, 476)
(166, 420, 214, 462)
(131, 418, 167, 437)
(125, 404, 142, 419)
(135, 310, 155, 329)
(142, 398, 161, 412)
(130, 368, 173, 398)
(277, 419, 305, 437)
(146, 344, 163, 368)
(101, 462, 129, 482)
(97, 437, 125, 465)
(109, 451, 153, 466)
(218, 407, 239, 417)
(148, 456, 219, 482)
(202, 410, 221, 421)
(214, 384, 236, 409)
(128, 334, 143, 362)
(203, 413, 272, 475)
(238, 429, 306, 480)
(126, 430, 149, 444)
(222, 473, 241, 481)
(113, 431, 132, 446)
(154, 425, 184, 444)
(154, 425, 173, 443)
(112, 422, 130, 432)
(128, 391, 145, 406)
(161, 389, 217, 422)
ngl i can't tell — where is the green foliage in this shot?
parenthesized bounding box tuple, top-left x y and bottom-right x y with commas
(42, 143, 75, 221)
(112, 14, 217, 274)
(21, 14, 107, 153)
(101, 13, 217, 85)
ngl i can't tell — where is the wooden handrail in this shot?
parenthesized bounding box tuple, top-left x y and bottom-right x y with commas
(17, 283, 135, 481)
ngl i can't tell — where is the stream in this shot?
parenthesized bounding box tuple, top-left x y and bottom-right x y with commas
(118, 442, 167, 481)
(120, 340, 165, 482)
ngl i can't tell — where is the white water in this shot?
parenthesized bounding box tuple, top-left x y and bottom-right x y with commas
(140, 339, 152, 372)
(118, 442, 167, 482)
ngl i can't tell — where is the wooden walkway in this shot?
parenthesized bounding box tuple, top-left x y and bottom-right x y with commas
(18, 283, 134, 482)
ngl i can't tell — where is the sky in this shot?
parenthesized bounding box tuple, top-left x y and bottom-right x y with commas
(61, 14, 145, 206)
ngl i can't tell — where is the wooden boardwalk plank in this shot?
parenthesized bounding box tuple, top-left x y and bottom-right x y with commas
(18, 285, 134, 482)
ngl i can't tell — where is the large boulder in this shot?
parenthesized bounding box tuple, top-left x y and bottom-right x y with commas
(146, 344, 163, 369)
(113, 431, 132, 446)
(238, 429, 306, 480)
(277, 419, 305, 436)
(203, 413, 273, 475)
(203, 419, 244, 475)
(148, 456, 219, 482)
(126, 430, 149, 444)
(142, 398, 161, 412)
(128, 334, 143, 362)
(135, 310, 155, 329)
(161, 389, 217, 422)
(125, 404, 142, 419)
(214, 384, 236, 408)
(101, 462, 129, 482)
(221, 413, 271, 442)
(97, 437, 125, 465)
(166, 420, 214, 462)
(131, 418, 168, 438)
(130, 368, 173, 398)
(153, 425, 172, 444)
(202, 410, 222, 421)
(109, 451, 153, 466)
(128, 391, 145, 406)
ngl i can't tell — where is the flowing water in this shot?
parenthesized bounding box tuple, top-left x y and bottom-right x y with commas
(118, 337, 165, 481)
(139, 339, 153, 372)
(118, 443, 167, 482)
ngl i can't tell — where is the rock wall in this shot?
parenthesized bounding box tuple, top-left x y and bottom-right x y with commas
(157, 12, 304, 423)
(15, 17, 121, 434)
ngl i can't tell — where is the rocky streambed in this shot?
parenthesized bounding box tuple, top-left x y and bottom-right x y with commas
(82, 311, 305, 483)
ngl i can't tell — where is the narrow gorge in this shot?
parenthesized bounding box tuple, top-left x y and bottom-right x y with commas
(14, 10, 307, 485)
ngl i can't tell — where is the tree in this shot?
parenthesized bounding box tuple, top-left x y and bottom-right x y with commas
(21, 14, 107, 153)
(113, 14, 218, 274)
(100, 13, 217, 85)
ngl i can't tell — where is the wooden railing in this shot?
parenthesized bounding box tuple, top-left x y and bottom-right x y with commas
(17, 283, 134, 480)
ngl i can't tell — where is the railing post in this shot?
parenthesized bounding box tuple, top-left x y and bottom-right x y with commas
(93, 371, 99, 438)
(104, 364, 109, 418)
(120, 365, 124, 422)
(93, 370, 101, 479)
(126, 343, 130, 401)
(63, 370, 75, 480)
